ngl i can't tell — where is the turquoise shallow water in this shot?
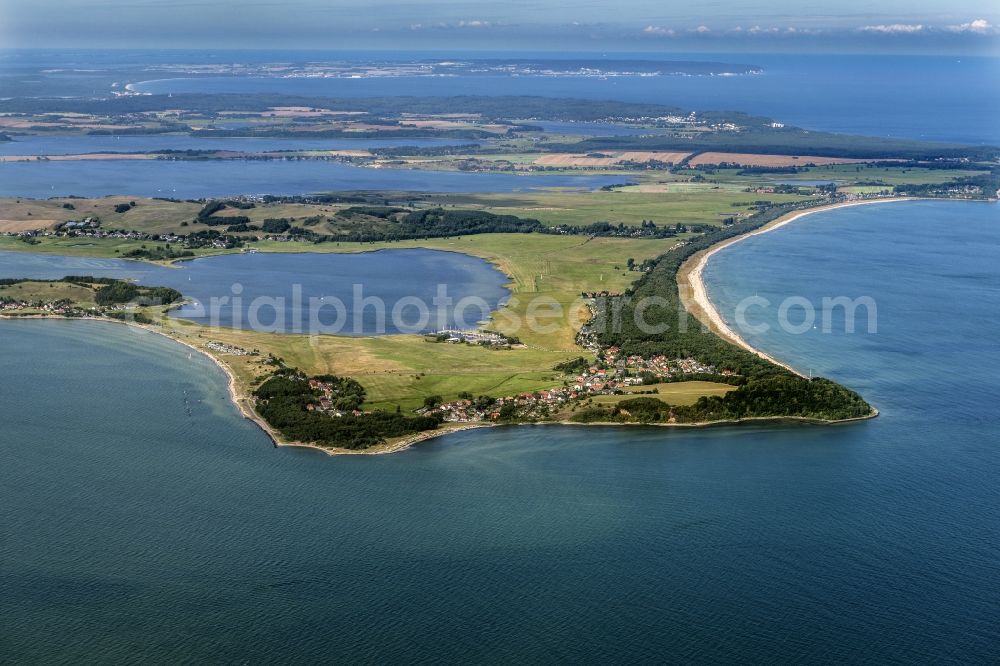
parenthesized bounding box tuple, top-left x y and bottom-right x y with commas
(2, 200, 1000, 662)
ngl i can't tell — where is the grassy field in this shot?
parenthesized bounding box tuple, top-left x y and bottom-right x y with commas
(430, 187, 813, 227)
(148, 232, 676, 411)
(0, 235, 233, 260)
(0, 280, 97, 306)
(0, 184, 814, 237)
(586, 381, 735, 407)
(0, 196, 202, 234)
(698, 164, 988, 186)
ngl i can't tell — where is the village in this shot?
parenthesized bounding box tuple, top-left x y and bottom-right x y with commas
(0, 298, 81, 316)
(418, 347, 735, 423)
(0, 295, 142, 318)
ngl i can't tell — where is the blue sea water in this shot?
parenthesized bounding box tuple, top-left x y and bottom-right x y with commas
(2, 199, 999, 662)
(3, 47, 1000, 661)
(122, 53, 1000, 145)
(2, 51, 997, 198)
(0, 248, 511, 334)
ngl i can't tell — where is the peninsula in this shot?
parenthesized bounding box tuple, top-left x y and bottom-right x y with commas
(3, 94, 998, 453)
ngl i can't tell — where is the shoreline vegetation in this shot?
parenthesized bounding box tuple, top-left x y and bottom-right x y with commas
(0, 196, 935, 455)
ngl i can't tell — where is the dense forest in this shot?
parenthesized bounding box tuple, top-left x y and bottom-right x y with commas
(253, 369, 441, 450)
(589, 201, 874, 421)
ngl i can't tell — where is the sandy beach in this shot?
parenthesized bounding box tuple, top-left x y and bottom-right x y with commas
(678, 197, 916, 377)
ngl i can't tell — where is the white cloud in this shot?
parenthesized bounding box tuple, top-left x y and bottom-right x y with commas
(642, 25, 675, 37)
(410, 19, 492, 31)
(858, 23, 925, 34)
(947, 19, 993, 33)
(692, 25, 710, 33)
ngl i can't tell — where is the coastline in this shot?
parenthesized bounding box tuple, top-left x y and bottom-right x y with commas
(0, 312, 290, 447)
(0, 313, 502, 455)
(2, 199, 912, 455)
(678, 197, 918, 378)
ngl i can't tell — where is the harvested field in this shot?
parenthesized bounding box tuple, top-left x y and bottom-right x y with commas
(617, 151, 690, 163)
(0, 218, 58, 233)
(534, 154, 620, 167)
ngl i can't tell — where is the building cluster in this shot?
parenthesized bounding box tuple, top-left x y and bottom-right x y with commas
(59, 217, 101, 230)
(431, 329, 521, 346)
(422, 348, 734, 423)
(304, 378, 362, 417)
(1, 297, 139, 317)
(5, 228, 185, 244)
(205, 341, 257, 356)
(602, 347, 732, 378)
(0, 299, 76, 315)
(580, 290, 623, 299)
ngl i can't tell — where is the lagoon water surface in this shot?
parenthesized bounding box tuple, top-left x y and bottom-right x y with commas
(2, 200, 1000, 662)
(0, 134, 475, 156)
(0, 158, 628, 198)
(0, 248, 510, 334)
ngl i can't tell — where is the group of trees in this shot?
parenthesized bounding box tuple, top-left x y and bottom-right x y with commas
(210, 204, 708, 245)
(547, 220, 692, 239)
(123, 246, 195, 260)
(194, 200, 257, 227)
(94, 280, 182, 306)
(571, 373, 871, 425)
(573, 397, 672, 424)
(307, 207, 546, 243)
(253, 369, 440, 450)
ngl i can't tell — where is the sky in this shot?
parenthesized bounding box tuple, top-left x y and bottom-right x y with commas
(1, 0, 998, 53)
